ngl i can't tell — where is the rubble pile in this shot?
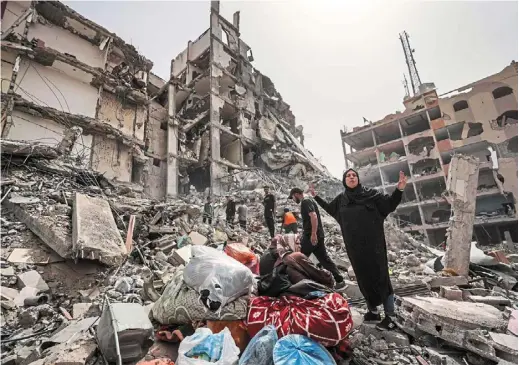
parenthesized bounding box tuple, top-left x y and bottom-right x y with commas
(0, 145, 517, 365)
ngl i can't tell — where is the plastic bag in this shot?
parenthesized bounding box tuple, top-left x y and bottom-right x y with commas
(239, 325, 278, 365)
(224, 243, 259, 275)
(273, 335, 336, 365)
(207, 320, 250, 354)
(151, 269, 248, 325)
(177, 327, 239, 365)
(183, 246, 256, 310)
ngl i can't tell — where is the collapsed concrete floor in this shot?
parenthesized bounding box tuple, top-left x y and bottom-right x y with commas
(0, 147, 517, 365)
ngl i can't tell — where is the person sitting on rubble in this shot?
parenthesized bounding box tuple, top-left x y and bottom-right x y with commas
(263, 186, 276, 238)
(237, 200, 248, 230)
(310, 169, 407, 331)
(288, 187, 346, 290)
(281, 207, 298, 234)
(203, 196, 214, 225)
(226, 196, 236, 227)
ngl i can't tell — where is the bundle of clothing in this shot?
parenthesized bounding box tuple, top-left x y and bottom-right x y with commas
(252, 234, 354, 348)
(258, 234, 335, 297)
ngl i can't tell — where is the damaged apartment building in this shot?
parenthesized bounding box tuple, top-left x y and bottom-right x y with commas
(341, 61, 518, 247)
(1, 0, 328, 199)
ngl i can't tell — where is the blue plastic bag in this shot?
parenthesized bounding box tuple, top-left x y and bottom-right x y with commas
(273, 335, 336, 365)
(177, 328, 239, 365)
(185, 331, 225, 361)
(239, 325, 278, 365)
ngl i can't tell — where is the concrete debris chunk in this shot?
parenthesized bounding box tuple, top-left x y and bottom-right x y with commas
(42, 338, 97, 365)
(5, 201, 73, 259)
(170, 245, 192, 266)
(8, 194, 41, 205)
(188, 231, 208, 246)
(396, 296, 510, 362)
(17, 270, 49, 292)
(114, 276, 133, 294)
(72, 303, 101, 319)
(8, 248, 64, 264)
(424, 276, 468, 289)
(72, 193, 127, 266)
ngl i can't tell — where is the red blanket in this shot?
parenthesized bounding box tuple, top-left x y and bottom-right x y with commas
(247, 293, 353, 347)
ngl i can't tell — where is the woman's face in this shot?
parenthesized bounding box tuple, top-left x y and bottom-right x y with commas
(345, 171, 359, 189)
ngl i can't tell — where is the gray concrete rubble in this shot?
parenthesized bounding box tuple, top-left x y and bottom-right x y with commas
(0, 130, 517, 365)
(72, 193, 127, 267)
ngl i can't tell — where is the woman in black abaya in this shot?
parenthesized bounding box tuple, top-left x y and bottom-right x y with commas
(311, 168, 407, 330)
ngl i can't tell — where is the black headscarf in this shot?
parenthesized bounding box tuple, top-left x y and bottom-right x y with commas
(342, 168, 381, 205)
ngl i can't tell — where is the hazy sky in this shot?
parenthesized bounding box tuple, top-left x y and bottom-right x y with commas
(65, 0, 518, 178)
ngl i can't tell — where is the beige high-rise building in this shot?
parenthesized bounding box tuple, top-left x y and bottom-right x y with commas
(341, 62, 518, 246)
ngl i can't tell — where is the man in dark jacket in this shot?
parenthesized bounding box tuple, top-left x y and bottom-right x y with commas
(263, 186, 276, 238)
(289, 187, 345, 289)
(225, 196, 236, 226)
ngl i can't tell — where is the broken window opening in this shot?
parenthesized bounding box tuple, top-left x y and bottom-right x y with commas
(152, 158, 160, 167)
(221, 29, 230, 46)
(492, 86, 514, 100)
(408, 137, 435, 156)
(453, 100, 469, 112)
(131, 160, 144, 184)
(447, 122, 464, 141)
(160, 121, 167, 131)
(497, 110, 518, 127)
(401, 117, 430, 137)
(417, 180, 447, 200)
(411, 158, 441, 177)
(477, 170, 498, 191)
(467, 122, 483, 138)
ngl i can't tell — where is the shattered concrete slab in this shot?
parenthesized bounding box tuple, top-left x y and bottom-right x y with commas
(72, 193, 127, 267)
(396, 296, 511, 362)
(4, 200, 72, 259)
(41, 337, 97, 365)
(46, 317, 98, 345)
(8, 248, 64, 265)
(359, 323, 410, 347)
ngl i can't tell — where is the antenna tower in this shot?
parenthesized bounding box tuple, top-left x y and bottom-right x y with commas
(399, 31, 422, 96)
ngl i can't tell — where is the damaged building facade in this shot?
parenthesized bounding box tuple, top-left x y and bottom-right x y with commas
(1, 0, 328, 200)
(341, 62, 518, 247)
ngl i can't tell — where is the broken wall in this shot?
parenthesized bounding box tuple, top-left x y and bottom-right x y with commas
(98, 91, 146, 141)
(15, 59, 98, 117)
(437, 64, 518, 146)
(144, 158, 167, 199)
(27, 22, 106, 68)
(90, 136, 132, 182)
(146, 101, 168, 158)
(7, 110, 93, 167)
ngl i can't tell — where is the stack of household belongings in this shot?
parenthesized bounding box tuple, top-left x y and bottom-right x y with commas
(151, 245, 256, 358)
(241, 234, 354, 363)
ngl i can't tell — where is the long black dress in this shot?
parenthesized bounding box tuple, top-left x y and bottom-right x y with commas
(314, 172, 402, 307)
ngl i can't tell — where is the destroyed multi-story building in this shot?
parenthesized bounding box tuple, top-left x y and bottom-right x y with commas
(1, 0, 329, 200)
(341, 62, 518, 247)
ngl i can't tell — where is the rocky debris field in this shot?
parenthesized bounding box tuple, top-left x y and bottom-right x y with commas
(0, 150, 517, 365)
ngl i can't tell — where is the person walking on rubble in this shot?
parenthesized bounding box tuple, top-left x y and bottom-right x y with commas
(288, 187, 346, 289)
(225, 196, 236, 227)
(263, 186, 276, 238)
(203, 196, 214, 225)
(237, 200, 248, 230)
(281, 207, 298, 234)
(310, 169, 407, 331)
